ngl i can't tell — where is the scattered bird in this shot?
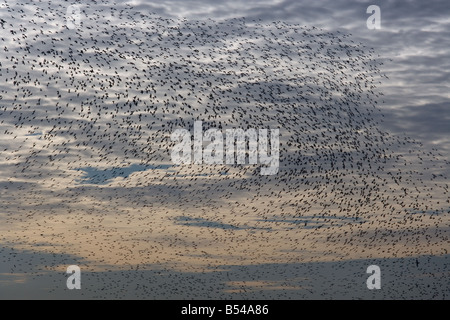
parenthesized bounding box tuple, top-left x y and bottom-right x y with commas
(0, 0, 448, 299)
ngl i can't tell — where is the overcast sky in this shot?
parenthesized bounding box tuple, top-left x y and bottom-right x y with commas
(127, 0, 450, 153)
(0, 0, 449, 299)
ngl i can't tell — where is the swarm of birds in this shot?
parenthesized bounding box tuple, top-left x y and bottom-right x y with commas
(0, 0, 448, 299)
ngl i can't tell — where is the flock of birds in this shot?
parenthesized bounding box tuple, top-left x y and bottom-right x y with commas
(0, 0, 449, 299)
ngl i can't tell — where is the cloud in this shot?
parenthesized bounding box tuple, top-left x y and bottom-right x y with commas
(0, 0, 449, 299)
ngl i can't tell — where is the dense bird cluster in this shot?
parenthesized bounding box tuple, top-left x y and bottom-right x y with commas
(0, 0, 448, 299)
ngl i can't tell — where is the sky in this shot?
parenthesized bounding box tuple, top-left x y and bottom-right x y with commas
(0, 0, 449, 300)
(128, 0, 450, 153)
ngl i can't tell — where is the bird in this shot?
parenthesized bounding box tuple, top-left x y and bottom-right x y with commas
(0, 0, 448, 300)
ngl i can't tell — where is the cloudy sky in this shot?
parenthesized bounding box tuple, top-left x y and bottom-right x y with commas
(0, 0, 449, 300)
(129, 0, 450, 152)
